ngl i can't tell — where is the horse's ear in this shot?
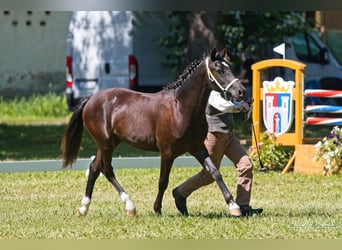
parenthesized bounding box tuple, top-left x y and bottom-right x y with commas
(210, 47, 217, 61)
(219, 47, 227, 58)
(223, 47, 230, 61)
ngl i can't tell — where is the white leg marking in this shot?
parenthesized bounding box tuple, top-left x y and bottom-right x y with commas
(78, 196, 91, 216)
(120, 192, 136, 215)
(229, 201, 242, 217)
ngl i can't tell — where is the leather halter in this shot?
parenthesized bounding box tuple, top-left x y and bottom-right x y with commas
(205, 57, 239, 99)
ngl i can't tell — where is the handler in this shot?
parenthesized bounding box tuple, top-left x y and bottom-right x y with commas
(172, 89, 263, 217)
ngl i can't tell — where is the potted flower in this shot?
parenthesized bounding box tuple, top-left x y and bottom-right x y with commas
(314, 126, 342, 175)
(249, 131, 294, 171)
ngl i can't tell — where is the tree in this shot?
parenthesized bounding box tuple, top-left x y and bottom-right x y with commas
(157, 11, 313, 73)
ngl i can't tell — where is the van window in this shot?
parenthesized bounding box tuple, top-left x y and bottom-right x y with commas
(292, 33, 321, 62)
(326, 30, 342, 65)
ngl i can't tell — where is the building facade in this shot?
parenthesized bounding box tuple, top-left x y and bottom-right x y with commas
(0, 11, 72, 98)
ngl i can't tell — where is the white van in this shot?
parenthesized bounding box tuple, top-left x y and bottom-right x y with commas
(284, 32, 342, 105)
(65, 11, 176, 110)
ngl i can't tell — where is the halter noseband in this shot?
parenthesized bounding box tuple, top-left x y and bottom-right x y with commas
(205, 57, 239, 99)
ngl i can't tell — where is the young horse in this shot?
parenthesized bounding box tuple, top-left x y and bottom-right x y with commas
(61, 47, 246, 217)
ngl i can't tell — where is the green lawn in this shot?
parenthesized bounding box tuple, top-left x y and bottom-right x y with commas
(0, 167, 341, 239)
(0, 94, 341, 240)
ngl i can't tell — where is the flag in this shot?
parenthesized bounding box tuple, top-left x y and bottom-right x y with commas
(273, 43, 285, 59)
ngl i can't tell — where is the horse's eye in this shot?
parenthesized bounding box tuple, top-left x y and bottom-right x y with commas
(218, 70, 224, 75)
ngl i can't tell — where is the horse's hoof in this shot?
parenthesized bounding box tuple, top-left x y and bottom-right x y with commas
(76, 210, 83, 217)
(153, 209, 162, 216)
(229, 202, 242, 217)
(76, 208, 87, 217)
(126, 208, 136, 217)
(230, 207, 242, 217)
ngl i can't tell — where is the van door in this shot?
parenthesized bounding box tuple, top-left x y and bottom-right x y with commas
(131, 12, 176, 91)
(66, 11, 133, 109)
(98, 11, 133, 90)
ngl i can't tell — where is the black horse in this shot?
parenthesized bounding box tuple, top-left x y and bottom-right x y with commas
(61, 47, 246, 217)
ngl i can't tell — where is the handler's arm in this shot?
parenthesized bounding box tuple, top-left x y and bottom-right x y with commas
(208, 91, 249, 113)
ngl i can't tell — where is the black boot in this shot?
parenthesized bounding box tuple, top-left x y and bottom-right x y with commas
(172, 187, 189, 216)
(239, 205, 263, 217)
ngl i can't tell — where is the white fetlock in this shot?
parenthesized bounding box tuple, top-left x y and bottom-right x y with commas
(77, 196, 91, 217)
(229, 201, 242, 217)
(120, 192, 136, 217)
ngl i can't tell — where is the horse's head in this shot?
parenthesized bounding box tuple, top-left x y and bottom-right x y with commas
(206, 47, 246, 102)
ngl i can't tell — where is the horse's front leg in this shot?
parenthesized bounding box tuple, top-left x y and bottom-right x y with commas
(153, 154, 175, 215)
(191, 145, 241, 216)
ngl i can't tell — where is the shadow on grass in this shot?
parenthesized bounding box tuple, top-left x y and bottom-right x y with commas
(0, 123, 159, 161)
(0, 117, 331, 161)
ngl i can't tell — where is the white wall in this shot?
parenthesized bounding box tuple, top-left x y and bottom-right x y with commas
(0, 11, 72, 97)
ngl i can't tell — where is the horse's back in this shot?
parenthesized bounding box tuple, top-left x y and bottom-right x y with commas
(82, 87, 176, 150)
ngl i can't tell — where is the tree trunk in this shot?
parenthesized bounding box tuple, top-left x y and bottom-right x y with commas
(185, 12, 219, 64)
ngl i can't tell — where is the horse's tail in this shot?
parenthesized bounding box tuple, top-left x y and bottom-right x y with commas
(61, 97, 90, 168)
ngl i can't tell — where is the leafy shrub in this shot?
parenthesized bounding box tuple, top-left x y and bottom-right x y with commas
(0, 93, 70, 121)
(250, 131, 294, 171)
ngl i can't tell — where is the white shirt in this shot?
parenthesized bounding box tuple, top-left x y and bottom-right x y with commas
(208, 90, 247, 113)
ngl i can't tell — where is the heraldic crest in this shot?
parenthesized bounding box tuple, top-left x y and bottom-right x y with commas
(263, 76, 295, 136)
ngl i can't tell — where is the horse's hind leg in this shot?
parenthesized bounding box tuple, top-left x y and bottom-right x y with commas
(101, 145, 136, 217)
(77, 151, 102, 216)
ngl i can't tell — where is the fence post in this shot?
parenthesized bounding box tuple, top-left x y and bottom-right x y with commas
(251, 59, 306, 147)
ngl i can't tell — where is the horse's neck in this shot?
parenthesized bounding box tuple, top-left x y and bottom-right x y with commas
(175, 67, 211, 121)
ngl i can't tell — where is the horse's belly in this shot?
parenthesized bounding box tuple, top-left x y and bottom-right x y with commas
(125, 140, 160, 152)
(115, 120, 159, 152)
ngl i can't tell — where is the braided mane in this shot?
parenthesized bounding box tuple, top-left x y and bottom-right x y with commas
(163, 59, 203, 90)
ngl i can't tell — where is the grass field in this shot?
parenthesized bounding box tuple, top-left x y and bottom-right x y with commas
(1, 93, 341, 240)
(0, 167, 341, 239)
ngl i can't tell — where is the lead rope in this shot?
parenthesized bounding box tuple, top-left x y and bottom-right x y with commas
(205, 57, 239, 99)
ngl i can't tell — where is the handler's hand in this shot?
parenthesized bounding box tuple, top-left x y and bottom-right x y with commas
(234, 100, 250, 112)
(245, 102, 253, 120)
